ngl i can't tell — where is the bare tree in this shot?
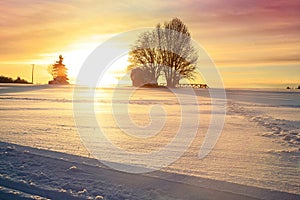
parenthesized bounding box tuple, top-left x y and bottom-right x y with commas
(128, 27, 164, 84)
(128, 18, 198, 87)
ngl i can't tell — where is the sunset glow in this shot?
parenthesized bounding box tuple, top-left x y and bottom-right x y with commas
(1, 1, 300, 198)
(0, 0, 299, 88)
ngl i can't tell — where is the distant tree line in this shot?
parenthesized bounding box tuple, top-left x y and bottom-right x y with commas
(0, 75, 30, 84)
(286, 85, 300, 90)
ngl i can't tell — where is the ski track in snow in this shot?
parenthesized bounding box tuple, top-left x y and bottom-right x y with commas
(227, 102, 300, 151)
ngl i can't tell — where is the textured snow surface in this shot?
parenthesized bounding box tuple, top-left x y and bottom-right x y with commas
(0, 142, 298, 200)
(0, 84, 299, 199)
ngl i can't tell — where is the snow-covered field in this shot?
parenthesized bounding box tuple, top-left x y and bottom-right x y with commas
(0, 84, 299, 199)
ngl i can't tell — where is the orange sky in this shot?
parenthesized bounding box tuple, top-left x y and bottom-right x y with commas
(0, 0, 299, 88)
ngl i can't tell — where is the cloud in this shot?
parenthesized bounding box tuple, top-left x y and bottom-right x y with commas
(0, 0, 299, 86)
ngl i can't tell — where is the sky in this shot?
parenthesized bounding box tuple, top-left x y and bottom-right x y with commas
(0, 0, 299, 88)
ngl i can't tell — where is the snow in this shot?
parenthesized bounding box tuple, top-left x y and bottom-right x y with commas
(226, 89, 300, 147)
(0, 84, 299, 199)
(0, 141, 298, 200)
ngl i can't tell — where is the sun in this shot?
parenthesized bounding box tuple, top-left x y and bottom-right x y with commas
(62, 50, 130, 87)
(62, 49, 93, 83)
(41, 33, 132, 87)
(97, 55, 131, 87)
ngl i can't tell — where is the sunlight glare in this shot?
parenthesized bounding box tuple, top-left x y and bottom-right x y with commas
(97, 55, 131, 88)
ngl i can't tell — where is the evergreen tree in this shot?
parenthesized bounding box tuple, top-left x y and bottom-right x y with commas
(48, 55, 69, 84)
